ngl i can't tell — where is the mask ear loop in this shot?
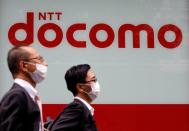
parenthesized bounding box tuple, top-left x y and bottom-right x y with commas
(78, 83, 92, 95)
(23, 61, 38, 73)
(23, 61, 36, 66)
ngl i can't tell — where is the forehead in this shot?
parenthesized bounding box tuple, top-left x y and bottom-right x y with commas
(20, 46, 40, 57)
(86, 69, 95, 79)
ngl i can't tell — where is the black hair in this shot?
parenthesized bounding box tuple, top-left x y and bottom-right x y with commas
(7, 45, 30, 77)
(65, 64, 91, 96)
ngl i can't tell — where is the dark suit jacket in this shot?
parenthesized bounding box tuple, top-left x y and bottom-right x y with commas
(0, 83, 41, 131)
(50, 99, 98, 131)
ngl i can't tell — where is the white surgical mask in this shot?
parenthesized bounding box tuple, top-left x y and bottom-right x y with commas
(26, 62, 48, 83)
(86, 81, 100, 101)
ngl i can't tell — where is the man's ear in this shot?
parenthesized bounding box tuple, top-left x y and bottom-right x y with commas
(19, 60, 28, 72)
(76, 83, 83, 93)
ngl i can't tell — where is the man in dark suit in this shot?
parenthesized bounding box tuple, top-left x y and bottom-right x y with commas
(50, 64, 100, 131)
(0, 45, 48, 131)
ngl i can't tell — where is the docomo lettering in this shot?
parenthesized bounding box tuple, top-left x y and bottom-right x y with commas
(8, 12, 182, 48)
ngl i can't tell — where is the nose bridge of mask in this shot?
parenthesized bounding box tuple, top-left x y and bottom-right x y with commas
(91, 81, 100, 92)
(36, 64, 47, 74)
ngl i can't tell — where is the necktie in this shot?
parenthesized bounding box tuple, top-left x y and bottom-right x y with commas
(35, 95, 44, 131)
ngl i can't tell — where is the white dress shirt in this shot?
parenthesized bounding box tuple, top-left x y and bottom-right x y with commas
(14, 78, 38, 101)
(75, 96, 95, 116)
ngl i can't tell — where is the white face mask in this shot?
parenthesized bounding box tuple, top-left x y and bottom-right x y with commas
(87, 81, 100, 101)
(26, 62, 48, 83)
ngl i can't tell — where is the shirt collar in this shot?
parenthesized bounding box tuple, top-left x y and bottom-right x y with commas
(14, 78, 38, 101)
(75, 96, 95, 116)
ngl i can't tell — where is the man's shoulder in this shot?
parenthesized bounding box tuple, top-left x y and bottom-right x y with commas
(59, 99, 86, 116)
(8, 83, 27, 95)
(1, 83, 28, 103)
(64, 99, 90, 114)
(65, 99, 83, 110)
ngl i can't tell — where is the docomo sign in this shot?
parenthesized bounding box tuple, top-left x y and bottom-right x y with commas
(8, 12, 182, 48)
